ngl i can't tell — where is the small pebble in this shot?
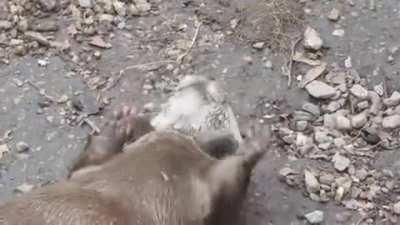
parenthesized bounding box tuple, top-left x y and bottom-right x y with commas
(305, 210, 324, 224)
(16, 141, 29, 153)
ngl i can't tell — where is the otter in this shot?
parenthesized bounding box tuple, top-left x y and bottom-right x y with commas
(0, 105, 269, 225)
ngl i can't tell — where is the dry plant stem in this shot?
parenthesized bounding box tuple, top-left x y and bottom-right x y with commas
(80, 117, 100, 135)
(177, 22, 202, 64)
(26, 79, 57, 102)
(287, 36, 302, 87)
(105, 60, 175, 91)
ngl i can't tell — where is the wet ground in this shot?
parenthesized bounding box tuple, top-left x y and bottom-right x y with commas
(1, 0, 400, 224)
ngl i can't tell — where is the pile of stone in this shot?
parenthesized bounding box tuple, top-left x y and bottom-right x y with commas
(0, 0, 152, 61)
(276, 26, 400, 224)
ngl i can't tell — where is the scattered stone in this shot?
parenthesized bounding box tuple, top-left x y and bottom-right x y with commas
(394, 202, 400, 215)
(302, 102, 320, 117)
(355, 168, 368, 181)
(265, 60, 273, 69)
(252, 42, 265, 50)
(14, 183, 34, 193)
(305, 210, 324, 224)
(294, 120, 308, 132)
(336, 114, 351, 130)
(16, 141, 29, 153)
(335, 186, 345, 202)
(113, 1, 126, 16)
(357, 101, 369, 110)
(0, 144, 9, 159)
(332, 153, 350, 172)
(300, 63, 327, 88)
(38, 0, 58, 12)
(0, 20, 12, 30)
(30, 19, 59, 32)
(17, 19, 29, 32)
(332, 29, 345, 37)
(304, 26, 323, 51)
(293, 52, 321, 66)
(94, 51, 102, 59)
(305, 81, 336, 99)
(24, 31, 51, 46)
(350, 84, 369, 99)
(319, 172, 334, 185)
(368, 91, 382, 115)
(134, 0, 152, 14)
(38, 59, 49, 67)
(383, 91, 400, 107)
(382, 115, 400, 129)
(344, 56, 352, 68)
(328, 8, 340, 21)
(305, 170, 320, 193)
(350, 111, 368, 128)
(89, 36, 112, 49)
(324, 100, 343, 113)
(79, 0, 93, 8)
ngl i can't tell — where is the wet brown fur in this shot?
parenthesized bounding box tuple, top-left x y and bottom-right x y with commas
(0, 123, 265, 225)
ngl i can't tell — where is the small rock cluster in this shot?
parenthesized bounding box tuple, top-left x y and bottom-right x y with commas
(0, 0, 152, 63)
(275, 26, 400, 224)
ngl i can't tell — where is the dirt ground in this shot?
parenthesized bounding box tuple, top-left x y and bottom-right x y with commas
(1, 0, 400, 224)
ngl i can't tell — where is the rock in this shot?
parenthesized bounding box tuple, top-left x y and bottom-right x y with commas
(294, 120, 308, 132)
(382, 115, 400, 129)
(17, 18, 29, 32)
(113, 1, 126, 16)
(293, 111, 315, 122)
(89, 36, 112, 49)
(0, 144, 9, 159)
(278, 167, 297, 182)
(355, 168, 368, 181)
(383, 91, 400, 107)
(324, 100, 343, 113)
(15, 183, 34, 193)
(314, 128, 333, 144)
(350, 111, 368, 128)
(328, 8, 340, 21)
(394, 202, 400, 215)
(344, 56, 352, 68)
(38, 59, 49, 67)
(332, 153, 350, 172)
(305, 210, 324, 224)
(16, 142, 29, 153)
(94, 51, 102, 59)
(0, 20, 12, 30)
(350, 84, 368, 99)
(335, 186, 345, 202)
(319, 173, 335, 185)
(302, 102, 320, 117)
(38, 0, 58, 12)
(304, 26, 323, 51)
(335, 176, 352, 193)
(293, 52, 322, 66)
(305, 81, 336, 99)
(360, 128, 381, 145)
(30, 19, 58, 32)
(134, 0, 151, 13)
(300, 63, 327, 87)
(305, 170, 320, 193)
(357, 101, 369, 110)
(326, 71, 346, 85)
(368, 91, 382, 115)
(324, 113, 337, 128)
(332, 29, 345, 37)
(79, 0, 92, 8)
(252, 42, 265, 50)
(335, 114, 351, 130)
(24, 31, 51, 46)
(265, 60, 273, 69)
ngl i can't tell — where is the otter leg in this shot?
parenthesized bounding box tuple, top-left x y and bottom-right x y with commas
(69, 106, 154, 176)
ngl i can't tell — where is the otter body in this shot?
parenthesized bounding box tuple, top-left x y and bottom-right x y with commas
(0, 107, 266, 225)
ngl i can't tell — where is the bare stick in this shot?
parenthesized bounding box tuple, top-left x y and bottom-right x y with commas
(287, 36, 302, 87)
(80, 118, 100, 134)
(177, 22, 202, 64)
(105, 60, 175, 91)
(26, 79, 57, 102)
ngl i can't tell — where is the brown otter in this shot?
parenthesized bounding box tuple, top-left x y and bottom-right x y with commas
(0, 105, 269, 225)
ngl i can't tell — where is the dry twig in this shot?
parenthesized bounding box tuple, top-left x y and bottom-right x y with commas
(176, 22, 202, 64)
(287, 36, 302, 87)
(26, 79, 57, 102)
